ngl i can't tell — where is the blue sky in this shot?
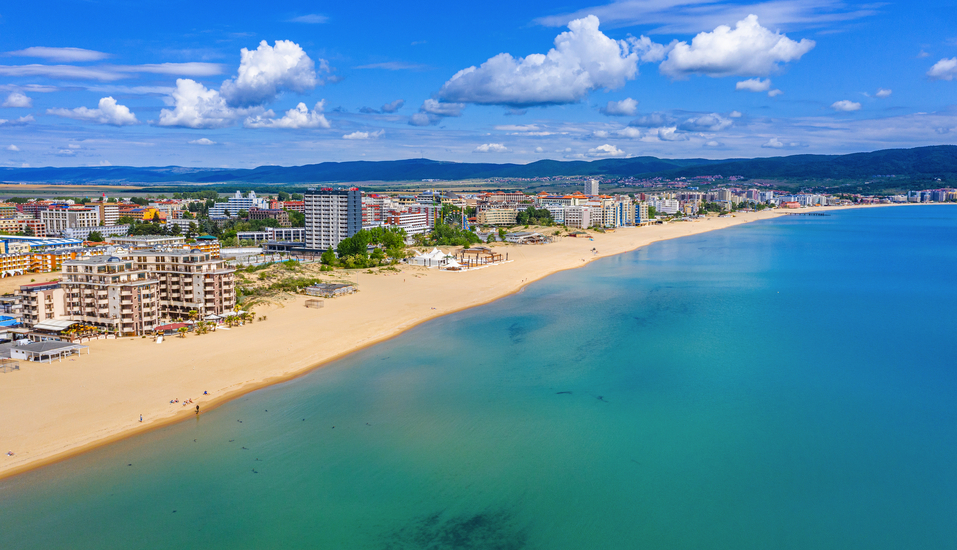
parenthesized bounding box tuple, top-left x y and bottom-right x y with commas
(1, 0, 956, 168)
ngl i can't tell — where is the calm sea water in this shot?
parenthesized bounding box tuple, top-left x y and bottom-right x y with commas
(2, 206, 956, 549)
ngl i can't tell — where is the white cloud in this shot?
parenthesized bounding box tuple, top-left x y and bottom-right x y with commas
(409, 99, 465, 126)
(47, 96, 138, 126)
(729, 110, 743, 118)
(342, 129, 385, 140)
(6, 145, 20, 151)
(831, 100, 861, 112)
(535, 146, 545, 153)
(408, 113, 433, 126)
(7, 46, 109, 62)
(438, 16, 639, 106)
(660, 15, 814, 78)
(593, 130, 609, 138)
(288, 14, 328, 24)
(928, 58, 957, 81)
(705, 140, 722, 147)
(474, 143, 508, 153)
(600, 97, 639, 116)
(0, 64, 124, 81)
(762, 137, 785, 148)
(421, 99, 464, 117)
(679, 113, 733, 132)
(535, 1, 878, 34)
(189, 138, 216, 145)
(220, 40, 322, 107)
(68, 143, 81, 149)
(615, 126, 643, 138)
(587, 143, 626, 157)
(158, 79, 240, 129)
(97, 160, 112, 166)
(767, 88, 783, 97)
(245, 101, 330, 129)
(657, 127, 688, 141)
(381, 99, 405, 113)
(496, 124, 545, 134)
(2, 92, 32, 108)
(875, 88, 892, 98)
(736, 78, 771, 92)
(627, 35, 673, 63)
(629, 112, 677, 127)
(122, 63, 224, 77)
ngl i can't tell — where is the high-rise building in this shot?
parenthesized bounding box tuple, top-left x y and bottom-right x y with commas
(304, 189, 361, 251)
(585, 179, 599, 196)
(61, 256, 160, 336)
(130, 250, 235, 321)
(40, 206, 100, 236)
(208, 191, 268, 219)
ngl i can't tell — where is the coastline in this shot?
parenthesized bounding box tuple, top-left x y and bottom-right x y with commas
(0, 204, 917, 481)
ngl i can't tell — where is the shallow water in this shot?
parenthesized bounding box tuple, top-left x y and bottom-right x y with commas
(2, 206, 956, 549)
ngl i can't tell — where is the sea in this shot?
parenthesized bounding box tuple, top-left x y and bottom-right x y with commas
(2, 205, 956, 549)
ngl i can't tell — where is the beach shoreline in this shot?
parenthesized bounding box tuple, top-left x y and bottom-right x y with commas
(0, 204, 923, 481)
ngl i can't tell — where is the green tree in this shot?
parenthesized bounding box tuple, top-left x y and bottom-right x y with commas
(87, 230, 104, 242)
(277, 191, 290, 201)
(288, 211, 305, 227)
(320, 247, 336, 265)
(647, 205, 657, 218)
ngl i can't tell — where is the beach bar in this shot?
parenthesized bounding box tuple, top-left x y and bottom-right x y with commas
(305, 283, 356, 298)
(8, 341, 89, 363)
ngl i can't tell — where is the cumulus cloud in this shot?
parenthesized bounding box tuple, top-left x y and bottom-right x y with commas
(342, 129, 384, 140)
(188, 138, 216, 145)
(729, 110, 742, 118)
(380, 99, 405, 113)
(875, 88, 892, 98)
(678, 113, 733, 132)
(705, 140, 722, 147)
(47, 96, 138, 126)
(244, 101, 331, 129)
(2, 92, 32, 108)
(437, 16, 639, 107)
(627, 35, 673, 63)
(656, 127, 688, 141)
(767, 88, 783, 97)
(928, 58, 957, 81)
(588, 143, 626, 157)
(220, 40, 322, 107)
(659, 15, 814, 78)
(629, 112, 677, 127)
(474, 143, 508, 153)
(600, 97, 638, 116)
(7, 46, 110, 62)
(158, 79, 239, 128)
(6, 145, 20, 151)
(409, 99, 465, 126)
(735, 78, 771, 92)
(535, 146, 545, 153)
(831, 100, 861, 112)
(615, 127, 642, 138)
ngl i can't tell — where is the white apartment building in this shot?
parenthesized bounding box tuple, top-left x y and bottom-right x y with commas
(304, 189, 362, 251)
(91, 202, 120, 226)
(41, 206, 100, 236)
(208, 191, 268, 219)
(384, 212, 430, 235)
(563, 206, 592, 229)
(585, 179, 599, 196)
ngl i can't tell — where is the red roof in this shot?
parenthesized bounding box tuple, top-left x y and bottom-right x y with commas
(154, 323, 189, 331)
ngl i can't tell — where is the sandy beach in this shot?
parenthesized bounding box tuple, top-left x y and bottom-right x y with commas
(0, 206, 884, 479)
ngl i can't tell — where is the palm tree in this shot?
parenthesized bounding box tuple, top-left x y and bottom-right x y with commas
(177, 326, 188, 338)
(188, 310, 199, 322)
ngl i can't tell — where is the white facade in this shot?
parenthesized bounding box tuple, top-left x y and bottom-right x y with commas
(563, 206, 592, 229)
(41, 207, 100, 236)
(585, 179, 599, 196)
(304, 189, 362, 251)
(208, 191, 268, 219)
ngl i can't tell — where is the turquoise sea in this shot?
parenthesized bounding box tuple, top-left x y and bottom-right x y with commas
(2, 206, 957, 549)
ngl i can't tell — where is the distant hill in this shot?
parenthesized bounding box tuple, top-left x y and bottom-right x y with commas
(1, 145, 955, 185)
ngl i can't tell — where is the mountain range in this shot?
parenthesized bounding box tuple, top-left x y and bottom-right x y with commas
(1, 145, 955, 186)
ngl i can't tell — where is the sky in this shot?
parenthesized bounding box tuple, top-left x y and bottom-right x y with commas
(0, 0, 956, 168)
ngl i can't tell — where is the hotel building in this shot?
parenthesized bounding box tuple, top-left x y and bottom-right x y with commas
(304, 188, 361, 251)
(61, 256, 160, 336)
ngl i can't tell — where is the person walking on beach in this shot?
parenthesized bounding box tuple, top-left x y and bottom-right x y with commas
(139, 414, 143, 422)
(195, 405, 200, 415)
